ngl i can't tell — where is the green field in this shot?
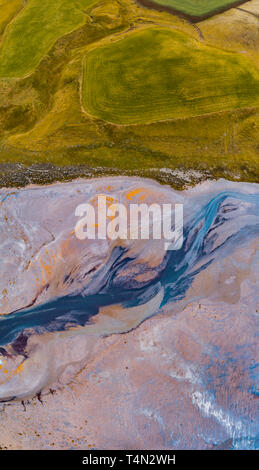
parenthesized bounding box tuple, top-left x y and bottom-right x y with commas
(0, 0, 258, 186)
(0, 0, 98, 78)
(144, 0, 244, 17)
(82, 27, 259, 125)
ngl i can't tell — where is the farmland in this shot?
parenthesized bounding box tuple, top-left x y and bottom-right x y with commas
(0, 0, 98, 78)
(0, 0, 258, 186)
(82, 27, 259, 125)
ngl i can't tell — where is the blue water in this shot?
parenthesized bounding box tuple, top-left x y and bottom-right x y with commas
(1, 189, 258, 347)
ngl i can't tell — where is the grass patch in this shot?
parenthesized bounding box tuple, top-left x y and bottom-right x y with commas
(0, 0, 98, 78)
(140, 0, 246, 17)
(82, 27, 259, 125)
(0, 0, 22, 37)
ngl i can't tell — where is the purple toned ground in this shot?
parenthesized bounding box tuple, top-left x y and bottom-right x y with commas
(0, 178, 258, 449)
(0, 278, 258, 450)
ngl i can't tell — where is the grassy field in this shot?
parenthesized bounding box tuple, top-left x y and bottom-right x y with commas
(142, 0, 245, 17)
(82, 27, 259, 125)
(0, 0, 258, 186)
(0, 0, 98, 78)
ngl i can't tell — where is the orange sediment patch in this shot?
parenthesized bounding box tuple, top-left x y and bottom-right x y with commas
(126, 188, 148, 201)
(39, 249, 56, 286)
